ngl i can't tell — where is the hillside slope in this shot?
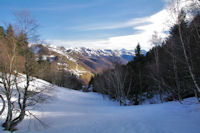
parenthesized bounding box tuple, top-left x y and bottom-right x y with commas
(3, 84, 199, 133)
(30, 44, 141, 83)
(0, 76, 199, 133)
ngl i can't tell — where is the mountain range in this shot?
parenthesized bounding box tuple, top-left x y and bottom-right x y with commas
(30, 44, 146, 83)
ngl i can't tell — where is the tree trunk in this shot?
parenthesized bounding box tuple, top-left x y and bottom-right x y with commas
(3, 97, 12, 130)
(178, 24, 200, 93)
(172, 54, 182, 103)
(0, 95, 5, 116)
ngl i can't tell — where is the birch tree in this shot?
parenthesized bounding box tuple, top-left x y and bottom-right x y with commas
(0, 10, 48, 131)
(169, 0, 200, 94)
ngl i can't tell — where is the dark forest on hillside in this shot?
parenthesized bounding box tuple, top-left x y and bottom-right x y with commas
(89, 12, 200, 105)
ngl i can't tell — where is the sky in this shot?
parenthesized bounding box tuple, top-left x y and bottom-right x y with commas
(0, 0, 174, 50)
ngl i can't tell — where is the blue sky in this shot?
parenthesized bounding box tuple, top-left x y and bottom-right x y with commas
(0, 0, 169, 50)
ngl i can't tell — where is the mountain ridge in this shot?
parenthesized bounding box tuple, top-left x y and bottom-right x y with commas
(30, 44, 145, 83)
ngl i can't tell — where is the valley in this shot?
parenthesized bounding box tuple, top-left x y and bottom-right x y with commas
(30, 44, 141, 83)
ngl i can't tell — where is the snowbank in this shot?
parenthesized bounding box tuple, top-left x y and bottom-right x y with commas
(0, 81, 200, 133)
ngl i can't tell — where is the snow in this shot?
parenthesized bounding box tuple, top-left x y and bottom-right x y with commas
(67, 47, 136, 57)
(53, 46, 136, 58)
(57, 62, 87, 76)
(57, 62, 69, 67)
(47, 45, 77, 63)
(70, 63, 87, 76)
(0, 88, 199, 132)
(0, 79, 200, 133)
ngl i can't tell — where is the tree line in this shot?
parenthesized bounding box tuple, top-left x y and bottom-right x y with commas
(0, 11, 83, 131)
(89, 5, 200, 105)
(35, 57, 83, 90)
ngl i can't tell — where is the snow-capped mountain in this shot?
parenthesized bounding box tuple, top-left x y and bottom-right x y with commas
(30, 44, 145, 83)
(63, 47, 136, 62)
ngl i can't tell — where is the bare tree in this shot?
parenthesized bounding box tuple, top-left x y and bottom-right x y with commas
(169, 0, 200, 94)
(14, 10, 39, 43)
(92, 64, 133, 106)
(111, 65, 132, 105)
(150, 32, 164, 102)
(0, 10, 48, 131)
(0, 27, 6, 116)
(0, 94, 5, 116)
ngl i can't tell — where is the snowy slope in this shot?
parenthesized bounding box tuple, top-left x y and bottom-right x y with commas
(0, 82, 199, 133)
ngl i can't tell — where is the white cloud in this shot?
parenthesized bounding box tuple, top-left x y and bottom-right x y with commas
(48, 0, 195, 51)
(71, 17, 150, 31)
(105, 9, 173, 50)
(46, 39, 109, 49)
(48, 9, 173, 51)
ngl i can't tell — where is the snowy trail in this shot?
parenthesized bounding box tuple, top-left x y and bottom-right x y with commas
(1, 86, 200, 133)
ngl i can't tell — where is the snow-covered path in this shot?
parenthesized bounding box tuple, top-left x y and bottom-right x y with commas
(2, 86, 200, 133)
